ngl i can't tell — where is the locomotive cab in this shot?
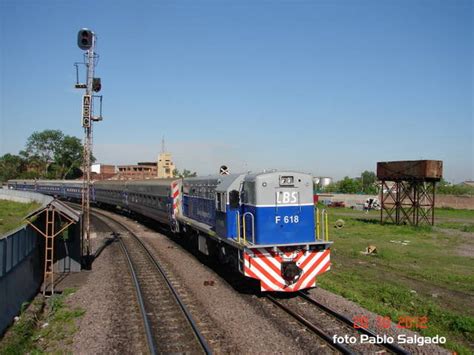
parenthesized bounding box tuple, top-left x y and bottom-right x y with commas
(214, 174, 245, 239)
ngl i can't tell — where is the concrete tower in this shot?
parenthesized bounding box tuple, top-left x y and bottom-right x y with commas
(157, 137, 175, 178)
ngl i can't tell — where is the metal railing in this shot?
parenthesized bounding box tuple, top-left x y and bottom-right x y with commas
(236, 211, 241, 243)
(236, 211, 255, 245)
(242, 212, 255, 245)
(315, 208, 329, 242)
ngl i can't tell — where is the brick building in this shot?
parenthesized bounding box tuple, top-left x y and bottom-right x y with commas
(117, 162, 157, 179)
(91, 164, 117, 180)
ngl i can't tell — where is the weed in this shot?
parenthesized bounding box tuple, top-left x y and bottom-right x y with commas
(0, 289, 84, 354)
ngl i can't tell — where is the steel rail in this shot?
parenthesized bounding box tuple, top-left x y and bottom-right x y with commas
(265, 294, 354, 355)
(298, 291, 410, 355)
(117, 232, 158, 355)
(91, 208, 212, 355)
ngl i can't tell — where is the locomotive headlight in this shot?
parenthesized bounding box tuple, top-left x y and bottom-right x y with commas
(281, 261, 302, 284)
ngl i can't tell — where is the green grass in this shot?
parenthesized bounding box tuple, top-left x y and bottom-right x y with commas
(437, 221, 474, 233)
(0, 289, 84, 354)
(435, 207, 474, 220)
(318, 208, 474, 354)
(0, 200, 41, 235)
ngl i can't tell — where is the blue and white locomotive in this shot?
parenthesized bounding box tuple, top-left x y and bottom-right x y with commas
(8, 170, 332, 292)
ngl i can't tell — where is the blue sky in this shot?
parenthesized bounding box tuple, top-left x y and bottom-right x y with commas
(0, 0, 472, 182)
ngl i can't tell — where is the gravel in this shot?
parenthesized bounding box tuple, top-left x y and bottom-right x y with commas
(66, 214, 147, 354)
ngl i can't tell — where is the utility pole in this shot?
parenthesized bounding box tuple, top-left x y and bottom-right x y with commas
(75, 28, 103, 265)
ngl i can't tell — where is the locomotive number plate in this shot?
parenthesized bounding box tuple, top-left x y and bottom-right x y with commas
(275, 215, 300, 224)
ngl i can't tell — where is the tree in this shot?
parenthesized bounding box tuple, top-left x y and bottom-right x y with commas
(5, 130, 87, 180)
(53, 135, 84, 179)
(23, 129, 64, 176)
(360, 170, 377, 194)
(437, 179, 474, 196)
(323, 182, 339, 193)
(0, 154, 26, 182)
(173, 168, 197, 178)
(338, 176, 360, 194)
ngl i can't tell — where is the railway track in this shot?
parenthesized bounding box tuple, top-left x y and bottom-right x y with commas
(266, 292, 410, 354)
(69, 201, 411, 354)
(89, 208, 211, 355)
(297, 292, 410, 354)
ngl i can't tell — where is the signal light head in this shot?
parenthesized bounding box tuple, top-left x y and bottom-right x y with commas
(77, 28, 93, 50)
(92, 78, 101, 92)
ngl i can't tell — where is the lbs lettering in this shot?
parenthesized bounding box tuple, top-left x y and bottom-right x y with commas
(275, 215, 300, 224)
(276, 191, 298, 204)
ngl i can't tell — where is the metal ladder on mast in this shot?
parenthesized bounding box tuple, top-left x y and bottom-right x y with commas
(44, 207, 55, 295)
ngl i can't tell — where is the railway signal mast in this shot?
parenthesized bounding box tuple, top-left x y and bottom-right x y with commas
(75, 28, 103, 263)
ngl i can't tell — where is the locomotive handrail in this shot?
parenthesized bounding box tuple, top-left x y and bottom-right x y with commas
(316, 207, 320, 240)
(321, 209, 326, 241)
(320, 209, 329, 242)
(325, 209, 329, 241)
(236, 210, 241, 243)
(315, 208, 329, 242)
(242, 212, 255, 245)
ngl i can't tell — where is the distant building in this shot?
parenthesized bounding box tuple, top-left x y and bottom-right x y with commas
(117, 163, 157, 179)
(112, 137, 176, 180)
(461, 181, 474, 187)
(91, 164, 116, 180)
(157, 152, 175, 178)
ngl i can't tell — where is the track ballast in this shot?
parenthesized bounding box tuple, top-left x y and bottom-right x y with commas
(91, 208, 211, 355)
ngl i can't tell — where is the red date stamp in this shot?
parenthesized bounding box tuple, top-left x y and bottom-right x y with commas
(396, 315, 428, 329)
(352, 315, 429, 330)
(352, 315, 369, 329)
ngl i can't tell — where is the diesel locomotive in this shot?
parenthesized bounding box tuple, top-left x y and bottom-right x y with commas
(8, 170, 332, 292)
